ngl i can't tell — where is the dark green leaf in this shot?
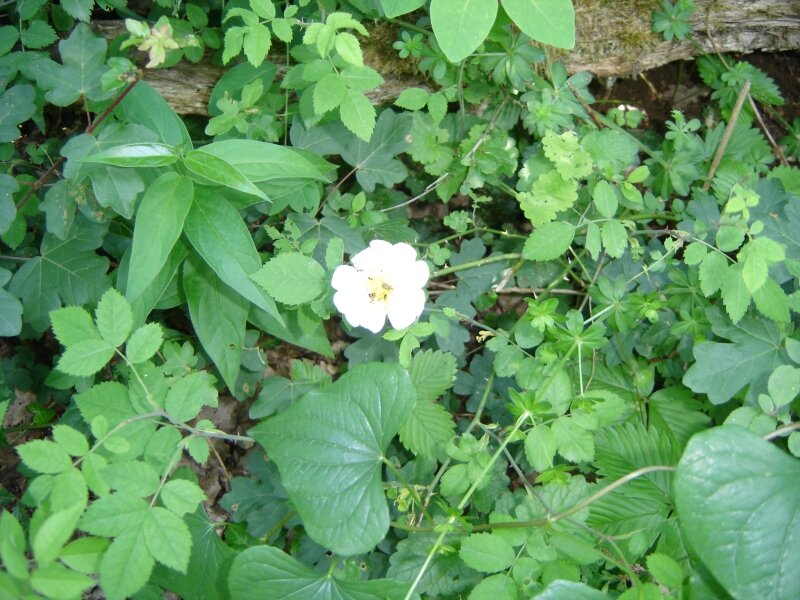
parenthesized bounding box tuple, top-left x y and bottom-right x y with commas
(459, 533, 515, 573)
(183, 257, 247, 392)
(184, 150, 268, 200)
(675, 426, 800, 599)
(115, 82, 191, 148)
(0, 85, 36, 142)
(341, 109, 411, 192)
(251, 363, 415, 555)
(228, 545, 410, 599)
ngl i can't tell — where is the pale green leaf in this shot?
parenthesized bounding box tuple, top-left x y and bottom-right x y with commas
(768, 364, 800, 408)
(56, 339, 115, 377)
(52, 425, 89, 457)
(501, 0, 575, 49)
(95, 288, 133, 347)
(699, 251, 729, 296)
(32, 503, 84, 564)
(144, 507, 192, 573)
(600, 220, 627, 259)
(340, 89, 376, 142)
(523, 221, 575, 261)
(99, 527, 154, 600)
(165, 371, 218, 422)
(430, 0, 497, 63)
(525, 424, 557, 472)
(593, 180, 618, 218)
(59, 537, 109, 575)
(126, 323, 164, 364)
(160, 480, 206, 517)
(395, 87, 429, 111)
(720, 264, 751, 323)
(251, 252, 326, 305)
(30, 562, 94, 600)
(459, 533, 515, 573)
(50, 306, 99, 348)
(313, 73, 346, 115)
(409, 349, 457, 402)
(18, 439, 73, 474)
(334, 32, 363, 66)
(647, 552, 683, 589)
(552, 418, 594, 463)
(753, 277, 790, 323)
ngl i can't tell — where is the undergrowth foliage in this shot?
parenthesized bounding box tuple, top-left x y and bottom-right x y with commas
(0, 0, 799, 598)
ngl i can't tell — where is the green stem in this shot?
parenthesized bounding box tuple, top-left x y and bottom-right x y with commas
(432, 253, 522, 278)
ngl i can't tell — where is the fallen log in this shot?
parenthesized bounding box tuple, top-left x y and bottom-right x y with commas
(92, 0, 800, 115)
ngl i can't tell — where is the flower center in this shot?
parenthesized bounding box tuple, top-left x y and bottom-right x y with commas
(367, 275, 393, 303)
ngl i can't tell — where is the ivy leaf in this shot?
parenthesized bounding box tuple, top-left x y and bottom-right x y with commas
(430, 0, 496, 63)
(675, 426, 800, 599)
(228, 545, 410, 599)
(683, 307, 786, 405)
(340, 109, 411, 192)
(250, 363, 415, 555)
(0, 85, 36, 143)
(251, 252, 326, 305)
(9, 218, 110, 332)
(33, 23, 111, 106)
(339, 88, 376, 142)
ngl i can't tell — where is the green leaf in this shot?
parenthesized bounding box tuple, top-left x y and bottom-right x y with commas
(160, 480, 206, 517)
(21, 20, 57, 49)
(767, 364, 800, 408)
(469, 573, 518, 599)
(753, 277, 790, 323)
(250, 363, 415, 555)
(0, 511, 28, 580)
(335, 32, 363, 66)
(144, 507, 192, 574)
(340, 89, 376, 142)
(80, 493, 150, 537)
(82, 143, 180, 168)
(99, 527, 154, 600)
(56, 338, 115, 377)
(459, 533, 515, 573)
(430, 0, 497, 63)
(552, 417, 594, 463)
(32, 503, 84, 564)
(229, 545, 410, 599)
(50, 306, 99, 347)
(409, 349, 457, 402)
(0, 85, 36, 142)
(30, 562, 94, 600)
(243, 24, 271, 67)
(523, 221, 575, 261)
(518, 171, 577, 226)
(184, 189, 281, 321)
(525, 424, 557, 472)
(395, 87, 429, 111)
(95, 288, 133, 347)
(61, 0, 93, 20)
(184, 150, 268, 201)
(720, 264, 751, 323)
(675, 426, 800, 599)
(647, 552, 683, 589)
(601, 220, 628, 259)
(313, 73, 346, 115)
(126, 323, 164, 364)
(9, 218, 109, 332)
(59, 537, 109, 575)
(698, 250, 728, 296)
(684, 308, 786, 405)
(127, 173, 193, 301)
(380, 0, 426, 18)
(33, 23, 110, 105)
(501, 0, 576, 49)
(592, 180, 618, 218)
(399, 397, 455, 460)
(53, 425, 89, 457)
(534, 580, 608, 599)
(18, 439, 74, 474)
(116, 82, 191, 149)
(165, 371, 218, 422)
(183, 257, 247, 392)
(340, 65, 384, 92)
(251, 252, 326, 305)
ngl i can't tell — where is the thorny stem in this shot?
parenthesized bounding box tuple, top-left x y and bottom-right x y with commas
(16, 78, 141, 211)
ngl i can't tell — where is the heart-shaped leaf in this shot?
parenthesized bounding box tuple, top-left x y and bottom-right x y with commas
(675, 425, 800, 599)
(250, 363, 415, 555)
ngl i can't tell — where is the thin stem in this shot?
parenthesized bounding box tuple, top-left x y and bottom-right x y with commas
(764, 421, 800, 441)
(703, 80, 751, 191)
(432, 253, 522, 278)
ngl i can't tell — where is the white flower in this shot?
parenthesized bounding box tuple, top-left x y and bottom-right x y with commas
(331, 240, 430, 334)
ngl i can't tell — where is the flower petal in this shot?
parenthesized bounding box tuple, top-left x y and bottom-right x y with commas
(331, 265, 366, 292)
(386, 287, 425, 330)
(359, 302, 388, 333)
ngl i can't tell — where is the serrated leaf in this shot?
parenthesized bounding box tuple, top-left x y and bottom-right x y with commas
(720, 264, 751, 323)
(399, 398, 455, 460)
(334, 32, 363, 66)
(395, 87, 429, 111)
(518, 171, 577, 226)
(52, 425, 89, 457)
(593, 180, 618, 218)
(61, 0, 93, 21)
(126, 323, 164, 364)
(56, 339, 115, 377)
(229, 545, 410, 599)
(95, 288, 133, 347)
(18, 439, 73, 474)
(80, 493, 150, 537)
(33, 503, 84, 564)
(459, 533, 515, 573)
(160, 480, 206, 517)
(430, 0, 496, 63)
(523, 221, 575, 261)
(0, 511, 27, 580)
(675, 426, 800, 599)
(59, 537, 109, 575)
(144, 507, 192, 573)
(251, 252, 326, 305)
(99, 526, 154, 600)
(21, 20, 57, 49)
(50, 306, 99, 347)
(601, 220, 627, 259)
(30, 562, 94, 600)
(340, 89, 376, 142)
(699, 251, 728, 296)
(250, 363, 415, 555)
(552, 417, 594, 463)
(409, 349, 457, 402)
(165, 371, 218, 422)
(525, 424, 556, 472)
(753, 277, 790, 322)
(501, 0, 575, 49)
(647, 553, 683, 589)
(243, 24, 271, 67)
(313, 73, 346, 115)
(340, 109, 411, 192)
